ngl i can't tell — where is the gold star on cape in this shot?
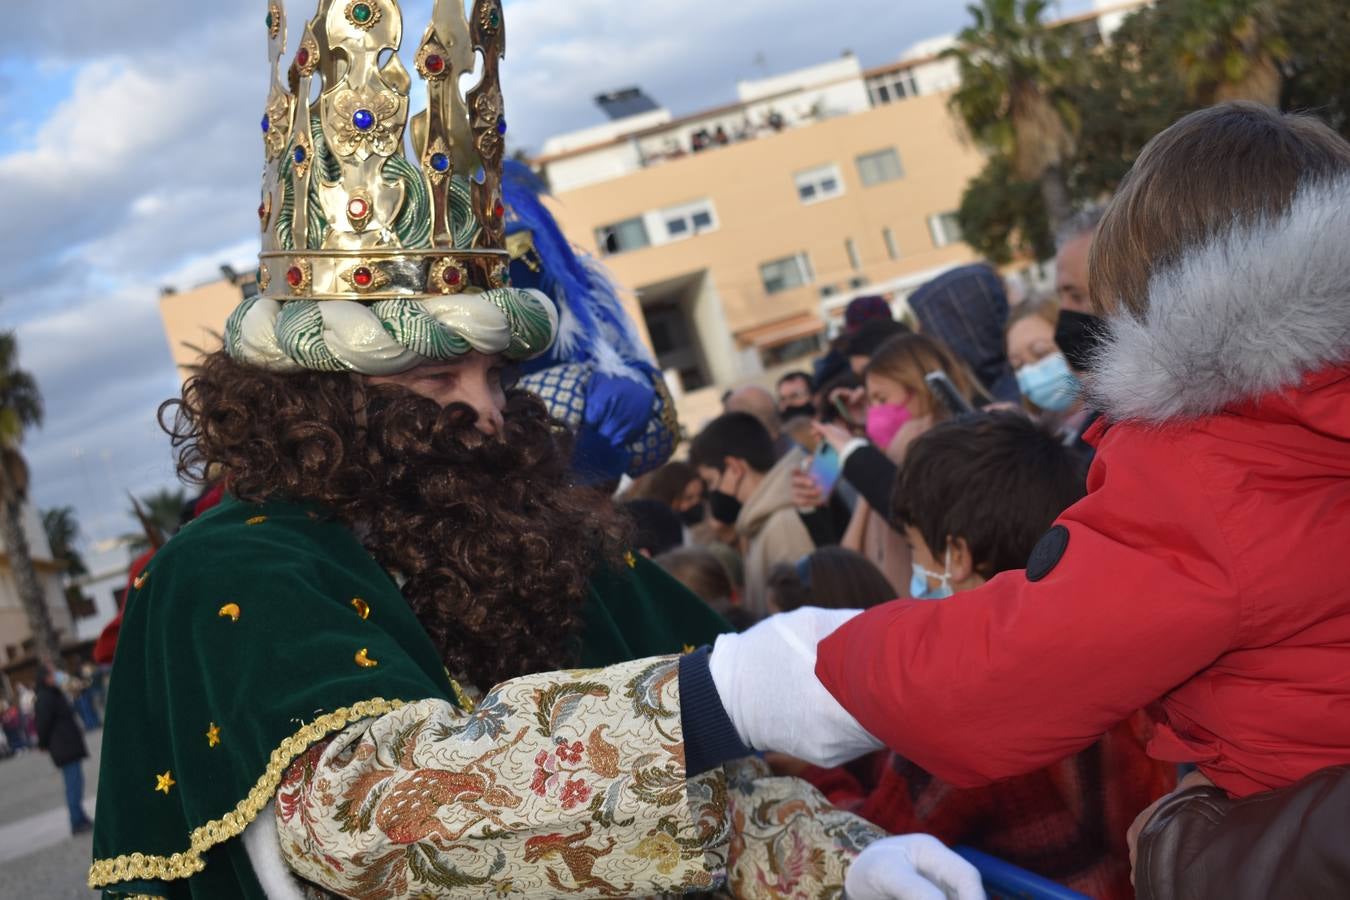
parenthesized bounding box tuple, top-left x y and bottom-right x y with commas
(206, 723, 221, 748)
(155, 771, 176, 795)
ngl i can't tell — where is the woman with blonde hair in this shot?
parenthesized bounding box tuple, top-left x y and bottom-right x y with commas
(795, 332, 987, 592)
(1005, 298, 1091, 441)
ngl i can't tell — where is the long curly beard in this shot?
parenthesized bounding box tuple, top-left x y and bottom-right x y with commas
(165, 351, 629, 689)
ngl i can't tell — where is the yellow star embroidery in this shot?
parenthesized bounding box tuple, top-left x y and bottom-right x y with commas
(246, 515, 268, 525)
(624, 551, 637, 568)
(133, 572, 148, 590)
(351, 597, 370, 620)
(217, 603, 241, 621)
(682, 644, 696, 655)
(155, 771, 176, 795)
(206, 723, 221, 748)
(354, 647, 379, 668)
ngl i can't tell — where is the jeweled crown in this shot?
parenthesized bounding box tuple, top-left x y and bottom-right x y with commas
(257, 0, 509, 301)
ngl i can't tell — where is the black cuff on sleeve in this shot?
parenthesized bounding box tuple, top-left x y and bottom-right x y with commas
(843, 444, 901, 523)
(678, 646, 751, 776)
(799, 507, 836, 548)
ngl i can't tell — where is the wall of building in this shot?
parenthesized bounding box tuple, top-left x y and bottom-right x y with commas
(546, 91, 984, 385)
(158, 280, 245, 382)
(0, 499, 76, 664)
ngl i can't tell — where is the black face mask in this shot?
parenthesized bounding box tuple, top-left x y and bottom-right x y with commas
(708, 491, 743, 526)
(781, 403, 816, 422)
(680, 504, 706, 527)
(1055, 309, 1107, 374)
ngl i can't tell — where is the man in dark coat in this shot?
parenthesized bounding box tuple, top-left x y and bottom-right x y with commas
(34, 663, 93, 834)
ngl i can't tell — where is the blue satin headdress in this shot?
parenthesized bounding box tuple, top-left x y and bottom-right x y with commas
(503, 160, 679, 483)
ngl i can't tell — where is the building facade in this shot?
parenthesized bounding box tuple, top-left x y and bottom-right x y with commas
(536, 55, 986, 393)
(0, 501, 77, 670)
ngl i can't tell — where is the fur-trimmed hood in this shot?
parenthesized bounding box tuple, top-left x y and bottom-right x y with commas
(1088, 175, 1350, 423)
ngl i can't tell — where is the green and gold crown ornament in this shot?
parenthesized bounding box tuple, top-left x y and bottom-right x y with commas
(225, 0, 557, 375)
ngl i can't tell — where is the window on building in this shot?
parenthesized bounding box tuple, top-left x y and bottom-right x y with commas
(883, 227, 900, 260)
(762, 334, 825, 368)
(856, 148, 904, 186)
(662, 199, 718, 240)
(867, 70, 919, 106)
(928, 212, 964, 248)
(845, 238, 862, 271)
(760, 253, 814, 294)
(794, 164, 844, 204)
(595, 217, 650, 255)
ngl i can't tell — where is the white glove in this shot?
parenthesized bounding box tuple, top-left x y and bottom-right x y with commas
(846, 834, 987, 900)
(707, 606, 883, 767)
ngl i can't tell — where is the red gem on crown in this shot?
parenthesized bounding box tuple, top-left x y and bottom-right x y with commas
(425, 54, 445, 74)
(297, 48, 310, 68)
(443, 266, 462, 286)
(353, 266, 374, 288)
(286, 266, 303, 287)
(347, 197, 369, 220)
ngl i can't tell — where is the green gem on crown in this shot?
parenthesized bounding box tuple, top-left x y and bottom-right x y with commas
(265, 11, 274, 31)
(352, 3, 372, 23)
(489, 10, 501, 28)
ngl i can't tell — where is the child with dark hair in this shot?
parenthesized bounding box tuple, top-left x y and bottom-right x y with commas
(765, 547, 896, 614)
(655, 547, 754, 631)
(619, 499, 685, 559)
(806, 414, 1172, 898)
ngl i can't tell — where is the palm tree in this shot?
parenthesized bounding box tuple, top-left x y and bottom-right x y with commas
(42, 506, 88, 577)
(1171, 0, 1288, 106)
(943, 0, 1079, 230)
(123, 486, 187, 556)
(0, 331, 58, 663)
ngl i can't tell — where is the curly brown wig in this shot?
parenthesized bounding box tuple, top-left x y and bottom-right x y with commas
(162, 350, 629, 689)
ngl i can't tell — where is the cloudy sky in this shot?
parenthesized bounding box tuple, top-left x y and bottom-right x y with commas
(0, 0, 1095, 563)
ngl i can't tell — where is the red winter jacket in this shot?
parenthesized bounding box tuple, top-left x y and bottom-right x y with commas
(818, 183, 1350, 799)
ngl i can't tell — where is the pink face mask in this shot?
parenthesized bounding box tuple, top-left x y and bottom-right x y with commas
(866, 402, 912, 449)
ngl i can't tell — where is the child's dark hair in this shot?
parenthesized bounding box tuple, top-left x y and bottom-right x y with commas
(689, 412, 777, 474)
(766, 547, 898, 613)
(892, 413, 1086, 577)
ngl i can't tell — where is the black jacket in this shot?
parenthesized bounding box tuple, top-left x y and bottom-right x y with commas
(35, 682, 88, 767)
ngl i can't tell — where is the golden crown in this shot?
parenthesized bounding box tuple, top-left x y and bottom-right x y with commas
(257, 0, 510, 301)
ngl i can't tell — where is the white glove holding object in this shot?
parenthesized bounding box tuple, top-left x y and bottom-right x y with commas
(707, 606, 883, 767)
(845, 834, 987, 900)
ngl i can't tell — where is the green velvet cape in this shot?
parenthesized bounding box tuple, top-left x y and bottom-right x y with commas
(91, 495, 728, 898)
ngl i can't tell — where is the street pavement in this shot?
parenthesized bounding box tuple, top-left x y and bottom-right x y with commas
(0, 730, 101, 898)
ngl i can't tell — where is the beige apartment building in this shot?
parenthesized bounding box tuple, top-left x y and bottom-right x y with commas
(539, 83, 985, 392)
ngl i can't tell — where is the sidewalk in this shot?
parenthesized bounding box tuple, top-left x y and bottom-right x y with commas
(0, 729, 101, 897)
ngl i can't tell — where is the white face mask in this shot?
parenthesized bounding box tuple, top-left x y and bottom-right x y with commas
(909, 547, 954, 600)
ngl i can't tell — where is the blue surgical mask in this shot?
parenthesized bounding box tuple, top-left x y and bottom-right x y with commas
(909, 548, 954, 600)
(1016, 352, 1081, 413)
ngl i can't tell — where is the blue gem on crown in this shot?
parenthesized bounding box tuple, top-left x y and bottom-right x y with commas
(261, 114, 270, 133)
(496, 119, 507, 136)
(352, 108, 375, 131)
(430, 152, 450, 172)
(294, 145, 307, 164)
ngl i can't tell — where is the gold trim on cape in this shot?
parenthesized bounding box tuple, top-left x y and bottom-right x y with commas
(87, 697, 405, 888)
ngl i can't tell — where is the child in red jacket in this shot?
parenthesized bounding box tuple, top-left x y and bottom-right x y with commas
(801, 413, 1174, 899)
(804, 103, 1350, 803)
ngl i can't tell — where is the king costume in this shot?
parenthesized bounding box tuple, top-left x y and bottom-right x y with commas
(90, 2, 889, 897)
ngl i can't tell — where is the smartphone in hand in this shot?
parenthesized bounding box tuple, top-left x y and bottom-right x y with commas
(808, 443, 842, 495)
(925, 370, 975, 417)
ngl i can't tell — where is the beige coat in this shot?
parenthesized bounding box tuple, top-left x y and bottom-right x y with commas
(736, 448, 816, 619)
